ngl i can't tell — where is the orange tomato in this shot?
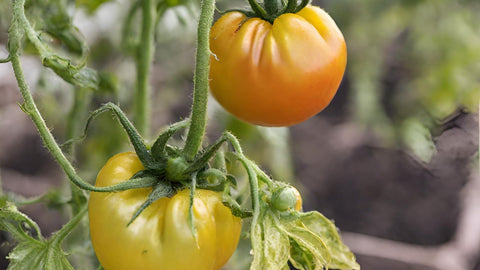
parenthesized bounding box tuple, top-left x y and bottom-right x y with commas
(209, 6, 347, 126)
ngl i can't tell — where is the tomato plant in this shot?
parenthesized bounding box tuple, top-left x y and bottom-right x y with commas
(0, 0, 359, 269)
(209, 6, 347, 126)
(89, 152, 242, 270)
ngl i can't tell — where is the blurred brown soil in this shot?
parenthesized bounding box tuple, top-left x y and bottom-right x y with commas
(291, 111, 478, 269)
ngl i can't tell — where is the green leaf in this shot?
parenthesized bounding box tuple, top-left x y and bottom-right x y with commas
(7, 241, 74, 270)
(80, 103, 161, 171)
(295, 212, 360, 270)
(0, 203, 42, 242)
(39, 0, 87, 56)
(127, 181, 175, 226)
(185, 135, 228, 175)
(262, 214, 291, 269)
(401, 118, 437, 163)
(289, 239, 317, 270)
(280, 218, 330, 270)
(76, 0, 113, 14)
(97, 72, 119, 94)
(252, 207, 360, 270)
(0, 196, 6, 208)
(42, 55, 100, 89)
(151, 119, 190, 160)
(250, 211, 291, 270)
(0, 203, 74, 270)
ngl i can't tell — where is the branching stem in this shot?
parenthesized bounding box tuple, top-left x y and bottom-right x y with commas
(10, 55, 96, 192)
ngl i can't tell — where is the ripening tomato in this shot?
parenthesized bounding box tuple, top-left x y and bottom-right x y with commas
(88, 152, 242, 270)
(209, 6, 347, 126)
(271, 186, 303, 211)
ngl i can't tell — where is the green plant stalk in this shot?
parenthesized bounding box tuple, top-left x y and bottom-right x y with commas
(135, 0, 157, 137)
(183, 0, 216, 161)
(0, 56, 10, 63)
(224, 132, 261, 251)
(10, 55, 95, 191)
(247, 0, 269, 22)
(9, 0, 128, 194)
(12, 0, 49, 57)
(51, 205, 88, 246)
(11, 3, 81, 182)
(51, 205, 87, 246)
(121, 0, 142, 54)
(294, 0, 310, 13)
(10, 62, 155, 193)
(11, 63, 149, 194)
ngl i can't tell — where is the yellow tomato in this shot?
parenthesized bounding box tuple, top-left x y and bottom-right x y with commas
(88, 152, 242, 270)
(209, 6, 347, 126)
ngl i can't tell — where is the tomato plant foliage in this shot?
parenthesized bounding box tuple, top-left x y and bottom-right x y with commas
(0, 202, 84, 270)
(0, 0, 361, 269)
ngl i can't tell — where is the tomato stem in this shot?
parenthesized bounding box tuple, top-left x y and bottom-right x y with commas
(281, 0, 298, 15)
(9, 0, 100, 194)
(264, 0, 282, 18)
(9, 5, 145, 194)
(12, 55, 102, 190)
(236, 155, 261, 240)
(183, 0, 216, 161)
(87, 103, 159, 169)
(10, 53, 99, 192)
(51, 205, 87, 246)
(223, 132, 261, 223)
(247, 0, 269, 22)
(247, 0, 311, 22)
(0, 55, 10, 63)
(135, 0, 157, 137)
(122, 0, 142, 53)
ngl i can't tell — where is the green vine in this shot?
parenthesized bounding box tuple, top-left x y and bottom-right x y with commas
(183, 0, 216, 161)
(135, 0, 157, 137)
(11, 54, 96, 192)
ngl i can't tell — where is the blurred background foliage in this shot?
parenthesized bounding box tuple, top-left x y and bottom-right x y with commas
(323, 0, 480, 162)
(0, 0, 479, 269)
(1, 0, 478, 167)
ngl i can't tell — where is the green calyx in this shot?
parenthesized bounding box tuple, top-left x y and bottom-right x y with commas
(166, 156, 189, 182)
(68, 103, 245, 224)
(237, 0, 311, 23)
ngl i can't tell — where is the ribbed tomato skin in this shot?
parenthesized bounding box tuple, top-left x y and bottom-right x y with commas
(209, 6, 347, 126)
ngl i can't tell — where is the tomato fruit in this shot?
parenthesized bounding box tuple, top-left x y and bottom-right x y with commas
(88, 152, 242, 270)
(209, 6, 347, 126)
(271, 186, 303, 211)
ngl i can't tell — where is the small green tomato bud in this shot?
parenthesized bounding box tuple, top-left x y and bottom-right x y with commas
(271, 186, 302, 212)
(166, 156, 188, 182)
